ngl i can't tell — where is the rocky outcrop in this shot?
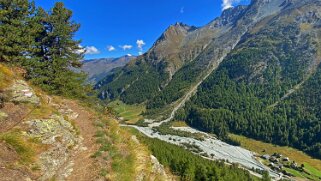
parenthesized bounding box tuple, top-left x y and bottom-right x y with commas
(58, 108, 79, 121)
(150, 155, 170, 180)
(25, 115, 82, 181)
(8, 80, 40, 105)
(210, 5, 247, 28)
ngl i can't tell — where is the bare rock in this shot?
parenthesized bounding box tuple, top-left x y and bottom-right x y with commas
(150, 155, 167, 177)
(25, 115, 81, 181)
(58, 108, 79, 120)
(8, 80, 40, 105)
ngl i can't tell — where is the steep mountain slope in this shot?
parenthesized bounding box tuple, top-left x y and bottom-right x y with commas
(176, 0, 321, 159)
(97, 0, 300, 118)
(81, 55, 135, 83)
(96, 0, 321, 160)
(95, 6, 249, 105)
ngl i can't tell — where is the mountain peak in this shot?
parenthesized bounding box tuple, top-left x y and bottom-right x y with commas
(171, 22, 197, 29)
(165, 22, 197, 35)
(150, 22, 197, 52)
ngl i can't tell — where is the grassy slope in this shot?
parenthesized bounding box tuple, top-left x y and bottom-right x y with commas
(93, 118, 136, 180)
(230, 134, 321, 180)
(93, 114, 172, 180)
(304, 163, 321, 178)
(171, 121, 188, 127)
(108, 100, 145, 124)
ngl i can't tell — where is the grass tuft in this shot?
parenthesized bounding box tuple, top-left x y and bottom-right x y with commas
(0, 64, 14, 90)
(0, 130, 37, 164)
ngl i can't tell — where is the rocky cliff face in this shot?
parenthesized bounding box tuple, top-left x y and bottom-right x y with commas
(143, 5, 250, 80)
(145, 23, 197, 78)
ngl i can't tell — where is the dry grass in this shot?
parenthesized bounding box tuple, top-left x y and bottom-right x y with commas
(0, 130, 41, 164)
(171, 121, 188, 127)
(126, 127, 176, 181)
(130, 134, 153, 179)
(300, 23, 313, 32)
(109, 124, 135, 180)
(0, 64, 14, 90)
(94, 114, 172, 180)
(230, 134, 321, 171)
(28, 104, 56, 119)
(26, 88, 58, 119)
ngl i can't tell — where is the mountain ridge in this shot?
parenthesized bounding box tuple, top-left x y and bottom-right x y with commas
(81, 55, 135, 83)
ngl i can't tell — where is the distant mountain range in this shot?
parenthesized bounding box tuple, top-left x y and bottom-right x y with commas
(81, 55, 135, 83)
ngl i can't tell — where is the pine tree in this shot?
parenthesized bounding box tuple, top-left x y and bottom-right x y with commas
(28, 2, 89, 98)
(0, 0, 36, 63)
(23, 7, 50, 80)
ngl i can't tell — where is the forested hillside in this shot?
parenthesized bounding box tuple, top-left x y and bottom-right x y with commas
(176, 1, 321, 159)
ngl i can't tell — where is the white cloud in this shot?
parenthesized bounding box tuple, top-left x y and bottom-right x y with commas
(84, 46, 100, 55)
(120, 45, 133, 50)
(180, 7, 184, 14)
(136, 40, 146, 55)
(136, 40, 146, 51)
(127, 54, 132, 57)
(107, 45, 116, 51)
(222, 0, 240, 11)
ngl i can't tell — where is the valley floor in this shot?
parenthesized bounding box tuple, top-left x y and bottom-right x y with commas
(110, 99, 321, 181)
(123, 125, 280, 179)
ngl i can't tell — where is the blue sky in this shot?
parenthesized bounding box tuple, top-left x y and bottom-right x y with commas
(34, 0, 250, 59)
